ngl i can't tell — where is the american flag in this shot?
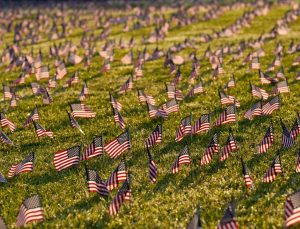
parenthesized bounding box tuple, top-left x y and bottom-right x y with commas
(33, 122, 53, 138)
(259, 70, 277, 84)
(8, 152, 34, 178)
(83, 81, 89, 95)
(104, 131, 131, 159)
(146, 147, 158, 183)
(138, 90, 155, 105)
(215, 104, 236, 126)
(290, 113, 300, 140)
(10, 93, 17, 107)
(109, 180, 132, 216)
(67, 111, 84, 135)
(166, 84, 183, 101)
(0, 130, 13, 145)
(220, 130, 238, 161)
(24, 106, 39, 127)
(271, 80, 290, 95)
(54, 145, 80, 172)
(56, 61, 67, 79)
(31, 82, 40, 95)
(175, 115, 192, 142)
(85, 167, 109, 196)
(186, 80, 205, 97)
(81, 135, 103, 161)
(219, 90, 239, 107)
(47, 76, 57, 88)
(145, 124, 162, 148)
(281, 120, 294, 149)
(224, 75, 236, 91)
(258, 125, 274, 154)
(171, 145, 192, 174)
(69, 52, 83, 65)
(296, 150, 300, 173)
(113, 108, 126, 130)
(101, 58, 111, 73)
(217, 203, 238, 229)
(241, 159, 254, 189)
(0, 112, 16, 132)
(251, 83, 269, 100)
(192, 113, 210, 135)
(3, 85, 12, 100)
(262, 96, 280, 115)
(251, 56, 260, 70)
(42, 88, 53, 105)
(200, 133, 219, 166)
(78, 87, 86, 101)
(244, 101, 262, 120)
(0, 172, 6, 183)
(37, 65, 50, 79)
(106, 160, 127, 191)
(110, 94, 122, 111)
(70, 103, 96, 118)
(161, 99, 179, 115)
(119, 76, 133, 94)
(284, 190, 300, 227)
(16, 195, 44, 227)
(64, 71, 80, 88)
(187, 208, 202, 229)
(262, 155, 282, 183)
(147, 103, 168, 119)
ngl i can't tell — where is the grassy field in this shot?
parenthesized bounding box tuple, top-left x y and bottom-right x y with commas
(0, 2, 300, 228)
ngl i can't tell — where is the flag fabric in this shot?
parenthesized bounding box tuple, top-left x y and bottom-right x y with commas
(47, 76, 57, 88)
(119, 77, 133, 94)
(296, 150, 300, 173)
(215, 104, 236, 126)
(290, 113, 300, 140)
(16, 195, 44, 227)
(110, 94, 122, 111)
(33, 122, 53, 138)
(219, 90, 239, 107)
(186, 80, 205, 97)
(241, 159, 254, 189)
(217, 203, 238, 229)
(146, 147, 158, 183)
(105, 131, 131, 159)
(42, 88, 53, 105)
(0, 130, 13, 145)
(192, 113, 210, 135)
(147, 103, 168, 119)
(220, 130, 238, 161)
(24, 107, 39, 127)
(161, 99, 179, 115)
(54, 145, 80, 171)
(67, 111, 84, 135)
(171, 145, 192, 174)
(200, 133, 219, 166)
(113, 108, 126, 130)
(85, 168, 109, 196)
(0, 112, 16, 132)
(258, 125, 274, 154)
(262, 155, 283, 183)
(8, 153, 34, 178)
(271, 80, 290, 95)
(259, 70, 277, 84)
(70, 103, 96, 118)
(106, 160, 127, 191)
(56, 62, 67, 79)
(224, 75, 236, 90)
(64, 71, 80, 88)
(187, 209, 202, 229)
(145, 124, 162, 148)
(138, 90, 155, 105)
(166, 84, 183, 101)
(3, 85, 12, 100)
(10, 93, 17, 107)
(244, 101, 262, 120)
(262, 96, 280, 115)
(109, 180, 132, 216)
(251, 84, 269, 100)
(81, 135, 103, 161)
(175, 115, 192, 142)
(281, 120, 295, 149)
(284, 190, 300, 227)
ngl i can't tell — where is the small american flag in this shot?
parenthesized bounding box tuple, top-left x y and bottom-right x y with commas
(161, 99, 179, 115)
(31, 82, 40, 95)
(251, 83, 269, 100)
(0, 112, 16, 132)
(171, 145, 192, 174)
(262, 96, 280, 116)
(33, 122, 53, 138)
(241, 159, 254, 189)
(0, 172, 7, 183)
(200, 133, 219, 166)
(290, 113, 300, 140)
(67, 111, 84, 135)
(284, 190, 300, 227)
(54, 145, 80, 172)
(166, 84, 183, 101)
(68, 52, 83, 65)
(47, 76, 57, 88)
(119, 76, 133, 94)
(217, 203, 238, 229)
(187, 208, 202, 229)
(296, 150, 300, 173)
(10, 93, 17, 108)
(281, 119, 294, 149)
(64, 71, 80, 88)
(223, 75, 236, 91)
(251, 56, 260, 70)
(258, 125, 274, 154)
(16, 195, 44, 227)
(147, 103, 168, 119)
(259, 70, 277, 84)
(219, 91, 239, 107)
(109, 180, 132, 216)
(70, 103, 96, 118)
(85, 167, 109, 196)
(110, 94, 122, 111)
(42, 88, 53, 105)
(186, 79, 205, 97)
(146, 147, 158, 183)
(0, 130, 13, 145)
(81, 135, 103, 161)
(104, 131, 131, 159)
(145, 124, 162, 148)
(220, 130, 238, 161)
(244, 101, 262, 120)
(106, 160, 127, 191)
(262, 154, 282, 183)
(8, 152, 34, 178)
(175, 115, 192, 142)
(113, 108, 126, 130)
(192, 113, 210, 135)
(37, 65, 50, 79)
(24, 107, 39, 127)
(271, 80, 290, 95)
(215, 104, 236, 126)
(56, 61, 67, 79)
(3, 85, 12, 100)
(138, 90, 155, 105)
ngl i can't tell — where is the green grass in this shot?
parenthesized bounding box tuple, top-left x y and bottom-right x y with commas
(0, 2, 300, 228)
